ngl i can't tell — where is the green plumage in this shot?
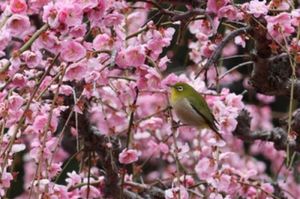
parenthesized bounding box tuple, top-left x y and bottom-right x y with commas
(169, 82, 223, 140)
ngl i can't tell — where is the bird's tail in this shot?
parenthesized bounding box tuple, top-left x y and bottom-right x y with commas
(208, 121, 224, 141)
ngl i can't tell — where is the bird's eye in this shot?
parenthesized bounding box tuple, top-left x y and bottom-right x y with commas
(176, 86, 183, 92)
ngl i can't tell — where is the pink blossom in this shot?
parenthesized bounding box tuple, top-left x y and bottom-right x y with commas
(92, 33, 112, 51)
(210, 174, 232, 192)
(52, 84, 73, 96)
(200, 42, 217, 58)
(265, 12, 295, 41)
(64, 61, 87, 81)
(70, 24, 87, 38)
(1, 170, 13, 188)
(119, 148, 139, 164)
(10, 0, 27, 14)
(209, 193, 223, 199)
(73, 0, 99, 11)
(256, 93, 275, 104)
(21, 50, 42, 68)
(207, 0, 229, 13)
(51, 184, 69, 199)
(161, 73, 181, 88)
(221, 43, 238, 58)
(146, 27, 175, 59)
(189, 19, 218, 36)
(127, 10, 147, 34)
(87, 1, 106, 26)
(261, 183, 274, 194)
(66, 171, 82, 187)
(116, 46, 146, 68)
(8, 94, 24, 111)
(32, 114, 48, 132)
(291, 9, 300, 26)
(165, 186, 189, 199)
(60, 40, 86, 62)
(33, 31, 60, 52)
(6, 14, 31, 37)
(159, 143, 169, 154)
(103, 13, 124, 26)
(27, 0, 49, 14)
(0, 0, 298, 197)
(80, 185, 102, 198)
(234, 35, 246, 48)
(32, 114, 58, 133)
(268, 0, 291, 10)
(158, 56, 170, 71)
(179, 175, 195, 187)
(57, 4, 83, 27)
(11, 73, 27, 88)
(220, 116, 238, 133)
(140, 118, 163, 133)
(225, 93, 244, 110)
(42, 2, 60, 28)
(48, 162, 62, 178)
(247, 0, 268, 17)
(218, 5, 241, 21)
(195, 157, 217, 180)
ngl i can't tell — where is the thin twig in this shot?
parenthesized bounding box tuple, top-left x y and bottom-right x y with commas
(195, 26, 251, 79)
(0, 24, 49, 73)
(0, 54, 59, 175)
(218, 61, 253, 80)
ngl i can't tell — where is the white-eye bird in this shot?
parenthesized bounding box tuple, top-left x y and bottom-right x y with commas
(168, 82, 223, 140)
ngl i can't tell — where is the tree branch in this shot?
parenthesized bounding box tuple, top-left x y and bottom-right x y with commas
(233, 110, 300, 152)
(250, 54, 300, 100)
(195, 26, 252, 79)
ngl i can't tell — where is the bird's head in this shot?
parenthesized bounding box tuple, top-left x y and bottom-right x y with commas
(168, 82, 194, 101)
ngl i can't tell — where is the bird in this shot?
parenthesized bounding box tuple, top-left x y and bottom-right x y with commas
(168, 82, 223, 140)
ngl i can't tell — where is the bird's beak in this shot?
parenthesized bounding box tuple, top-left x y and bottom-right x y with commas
(166, 84, 173, 88)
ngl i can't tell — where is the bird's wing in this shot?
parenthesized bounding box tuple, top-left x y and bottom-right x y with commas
(188, 94, 223, 140)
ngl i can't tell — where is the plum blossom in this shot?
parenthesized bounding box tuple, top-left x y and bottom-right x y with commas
(265, 12, 295, 41)
(0, 170, 13, 196)
(165, 186, 189, 199)
(234, 35, 246, 48)
(0, 0, 299, 198)
(256, 93, 275, 104)
(92, 33, 112, 51)
(6, 14, 31, 37)
(61, 40, 86, 62)
(195, 157, 217, 180)
(207, 0, 229, 13)
(116, 45, 146, 68)
(80, 185, 102, 198)
(21, 50, 42, 68)
(268, 0, 291, 10)
(119, 148, 139, 164)
(73, 0, 99, 11)
(247, 0, 268, 17)
(218, 5, 242, 21)
(103, 13, 124, 26)
(66, 171, 82, 187)
(57, 3, 83, 27)
(8, 94, 24, 111)
(10, 0, 27, 14)
(64, 61, 87, 81)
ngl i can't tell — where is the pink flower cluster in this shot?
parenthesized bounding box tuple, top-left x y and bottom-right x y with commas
(0, 0, 299, 198)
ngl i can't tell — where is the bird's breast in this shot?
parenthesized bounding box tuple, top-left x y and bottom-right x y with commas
(172, 98, 206, 127)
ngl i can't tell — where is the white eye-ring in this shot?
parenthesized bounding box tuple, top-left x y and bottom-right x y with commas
(176, 86, 183, 92)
